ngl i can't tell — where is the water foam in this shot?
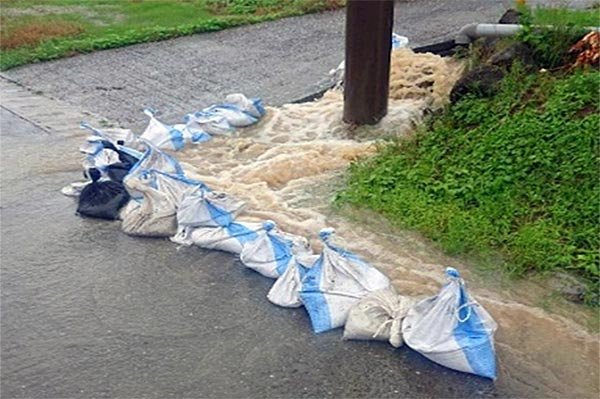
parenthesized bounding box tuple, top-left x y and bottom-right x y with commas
(175, 49, 598, 397)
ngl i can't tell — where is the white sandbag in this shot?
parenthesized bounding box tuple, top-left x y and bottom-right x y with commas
(121, 189, 178, 237)
(204, 104, 258, 127)
(343, 287, 415, 348)
(118, 198, 139, 220)
(224, 93, 265, 119)
(82, 148, 120, 174)
(402, 267, 497, 379)
(267, 253, 318, 308)
(79, 140, 105, 156)
(65, 128, 142, 197)
(140, 109, 185, 151)
(126, 142, 184, 179)
(299, 228, 391, 333)
(177, 190, 246, 228)
(136, 169, 207, 206)
(79, 134, 126, 175)
(123, 142, 186, 202)
(172, 123, 212, 144)
(122, 169, 207, 237)
(61, 181, 92, 197)
(171, 221, 262, 254)
(239, 221, 311, 278)
(391, 33, 409, 49)
(80, 122, 137, 148)
(184, 111, 234, 136)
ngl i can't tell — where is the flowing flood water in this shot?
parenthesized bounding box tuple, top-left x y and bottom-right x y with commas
(175, 50, 599, 398)
(1, 49, 597, 398)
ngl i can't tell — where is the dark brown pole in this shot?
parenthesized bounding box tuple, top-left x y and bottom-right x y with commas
(343, 0, 394, 125)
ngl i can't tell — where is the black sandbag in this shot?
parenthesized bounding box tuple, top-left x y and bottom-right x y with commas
(77, 169, 130, 220)
(106, 162, 132, 183)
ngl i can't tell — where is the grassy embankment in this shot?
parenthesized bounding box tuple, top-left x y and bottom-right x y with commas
(337, 7, 600, 303)
(0, 0, 344, 70)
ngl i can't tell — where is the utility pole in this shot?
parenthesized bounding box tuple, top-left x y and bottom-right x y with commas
(343, 0, 394, 125)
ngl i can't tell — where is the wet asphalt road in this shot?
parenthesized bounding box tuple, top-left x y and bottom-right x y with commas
(3, 0, 514, 130)
(5, 0, 594, 130)
(9, 0, 594, 395)
(0, 109, 502, 398)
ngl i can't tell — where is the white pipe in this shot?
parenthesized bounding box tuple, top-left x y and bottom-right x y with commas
(455, 23, 600, 45)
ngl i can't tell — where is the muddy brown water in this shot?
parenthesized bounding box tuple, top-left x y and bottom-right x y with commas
(2, 52, 598, 397)
(173, 91, 599, 399)
(1, 109, 502, 399)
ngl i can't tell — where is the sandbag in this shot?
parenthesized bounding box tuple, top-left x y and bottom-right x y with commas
(391, 33, 409, 49)
(224, 93, 265, 119)
(267, 253, 319, 308)
(203, 104, 258, 127)
(99, 140, 141, 166)
(91, 140, 141, 183)
(402, 267, 497, 379)
(79, 140, 105, 157)
(139, 109, 185, 151)
(80, 122, 137, 148)
(128, 142, 184, 176)
(170, 221, 262, 254)
(82, 148, 120, 175)
(182, 94, 264, 134)
(177, 190, 246, 228)
(299, 228, 391, 333)
(343, 287, 415, 348)
(76, 169, 130, 220)
(106, 162, 134, 183)
(118, 198, 140, 220)
(64, 129, 142, 198)
(124, 142, 185, 201)
(120, 191, 178, 237)
(172, 123, 212, 144)
(61, 181, 91, 197)
(122, 169, 207, 237)
(239, 221, 312, 278)
(184, 111, 234, 136)
(137, 169, 207, 205)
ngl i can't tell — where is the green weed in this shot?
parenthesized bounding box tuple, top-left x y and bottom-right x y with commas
(337, 67, 600, 304)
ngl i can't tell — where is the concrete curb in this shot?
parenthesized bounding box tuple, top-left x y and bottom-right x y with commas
(0, 74, 112, 137)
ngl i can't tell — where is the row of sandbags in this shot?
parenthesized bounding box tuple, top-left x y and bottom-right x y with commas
(62, 93, 263, 216)
(63, 104, 498, 381)
(140, 93, 264, 151)
(73, 93, 264, 165)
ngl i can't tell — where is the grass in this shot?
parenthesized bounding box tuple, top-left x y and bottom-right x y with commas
(518, 6, 595, 68)
(336, 5, 600, 304)
(533, 7, 600, 27)
(337, 44, 600, 304)
(338, 67, 599, 302)
(0, 0, 345, 70)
